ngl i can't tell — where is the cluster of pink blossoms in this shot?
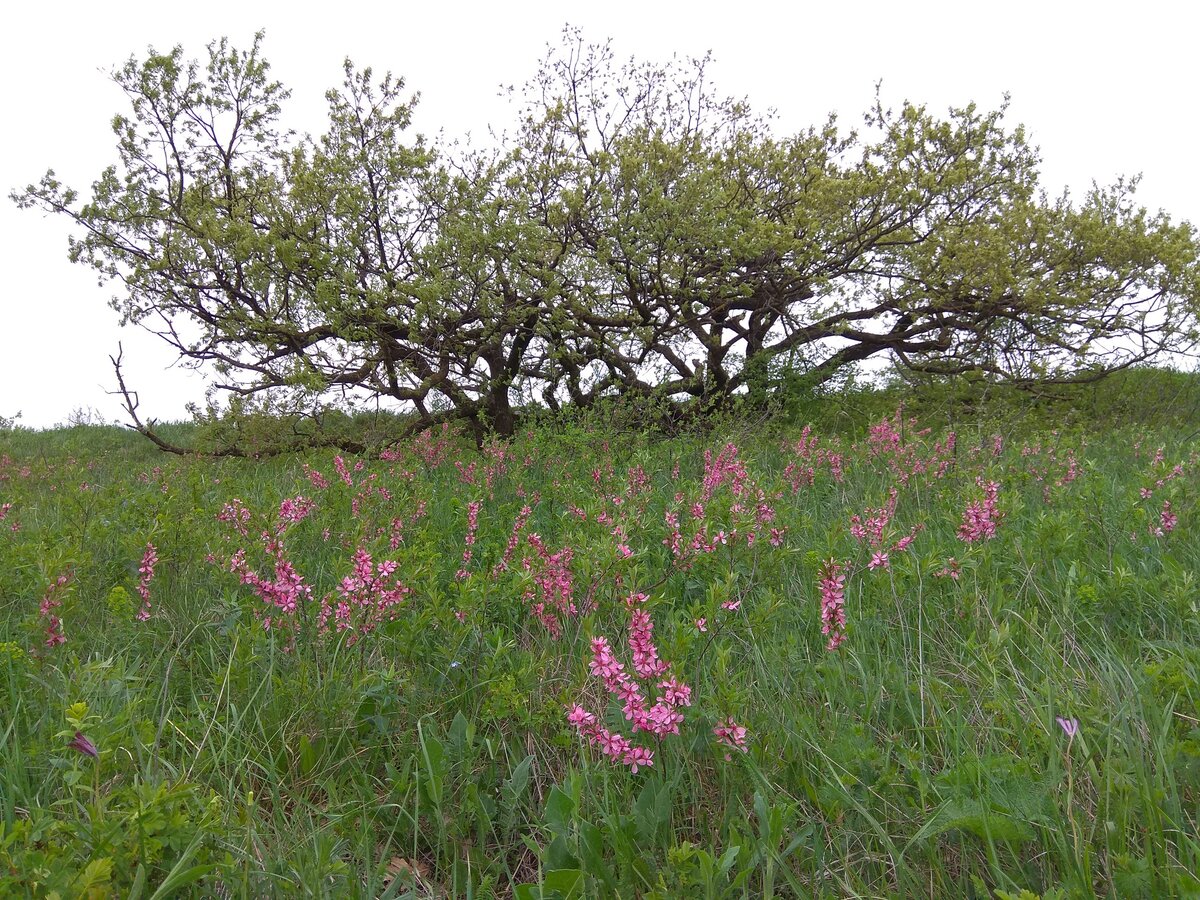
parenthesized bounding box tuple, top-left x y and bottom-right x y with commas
(1150, 500, 1178, 538)
(230, 537, 313, 630)
(783, 425, 846, 490)
(818, 559, 847, 651)
(958, 480, 1001, 543)
(456, 500, 482, 579)
(1140, 458, 1186, 500)
(850, 489, 896, 546)
(318, 547, 410, 638)
(277, 496, 316, 525)
(494, 504, 533, 574)
(135, 543, 158, 621)
(713, 717, 749, 758)
(849, 489, 921, 571)
(568, 613, 693, 773)
(39, 571, 73, 648)
(522, 533, 576, 635)
(303, 464, 330, 490)
(220, 498, 318, 631)
(867, 414, 904, 456)
(864, 413, 959, 486)
(396, 423, 455, 468)
(217, 499, 253, 537)
(701, 443, 749, 502)
(934, 557, 962, 580)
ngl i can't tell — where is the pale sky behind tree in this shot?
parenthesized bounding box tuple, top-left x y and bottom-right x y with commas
(2, 0, 1196, 428)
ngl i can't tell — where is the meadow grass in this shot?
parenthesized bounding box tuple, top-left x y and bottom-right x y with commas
(1, 401, 1198, 898)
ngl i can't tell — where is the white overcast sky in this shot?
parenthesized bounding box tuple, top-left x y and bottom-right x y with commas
(2, 0, 1196, 428)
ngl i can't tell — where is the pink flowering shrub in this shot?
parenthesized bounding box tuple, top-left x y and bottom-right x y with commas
(522, 533, 577, 636)
(958, 479, 1001, 543)
(783, 425, 845, 490)
(1150, 499, 1178, 538)
(217, 495, 410, 643)
(316, 547, 411, 640)
(228, 537, 315, 632)
(135, 543, 158, 621)
(567, 605, 692, 773)
(38, 571, 73, 649)
(850, 488, 922, 570)
(0, 501, 19, 533)
(456, 500, 482, 579)
(818, 559, 848, 651)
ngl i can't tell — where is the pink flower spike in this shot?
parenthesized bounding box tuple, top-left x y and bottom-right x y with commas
(135, 543, 158, 621)
(818, 559, 847, 651)
(1160, 501, 1178, 534)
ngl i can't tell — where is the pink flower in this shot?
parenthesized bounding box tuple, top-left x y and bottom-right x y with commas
(624, 745, 654, 773)
(935, 558, 961, 580)
(136, 543, 157, 621)
(495, 505, 534, 574)
(643, 701, 684, 736)
(45, 616, 66, 647)
(1055, 716, 1079, 739)
(277, 496, 316, 525)
(868, 551, 889, 571)
(713, 717, 748, 754)
(456, 500, 483, 580)
(818, 559, 847, 651)
(574, 606, 690, 772)
(597, 729, 631, 761)
(1161, 500, 1178, 534)
(567, 705, 596, 729)
(959, 480, 1001, 543)
(695, 617, 708, 633)
(588, 639, 626, 681)
(658, 678, 692, 707)
(67, 732, 99, 759)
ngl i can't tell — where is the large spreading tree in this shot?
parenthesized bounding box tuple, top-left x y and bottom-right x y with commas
(14, 31, 1200, 439)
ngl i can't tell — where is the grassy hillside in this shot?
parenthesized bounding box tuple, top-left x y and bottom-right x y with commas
(1, 394, 1198, 897)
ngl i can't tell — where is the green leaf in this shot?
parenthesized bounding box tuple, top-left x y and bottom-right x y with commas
(544, 786, 576, 834)
(544, 835, 578, 871)
(504, 754, 534, 804)
(578, 820, 617, 891)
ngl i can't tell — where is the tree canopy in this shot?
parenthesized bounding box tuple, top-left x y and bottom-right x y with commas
(14, 30, 1200, 438)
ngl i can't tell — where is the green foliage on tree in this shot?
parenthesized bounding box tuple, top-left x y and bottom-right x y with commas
(13, 29, 1200, 439)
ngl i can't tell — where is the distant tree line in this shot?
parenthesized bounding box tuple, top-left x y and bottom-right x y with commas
(14, 30, 1200, 438)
